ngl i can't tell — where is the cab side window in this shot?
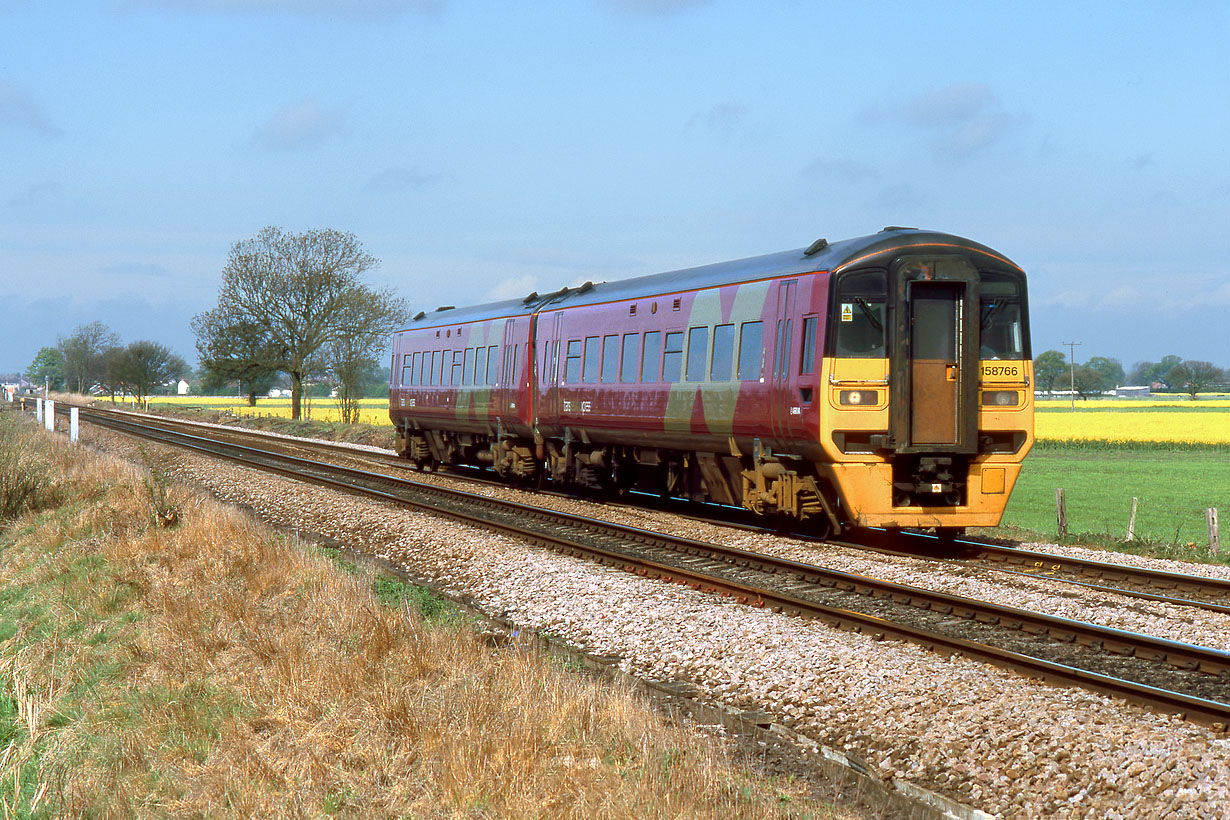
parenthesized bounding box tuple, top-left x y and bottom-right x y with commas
(833, 270, 887, 358)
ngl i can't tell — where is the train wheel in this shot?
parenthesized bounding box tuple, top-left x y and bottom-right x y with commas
(806, 514, 834, 541)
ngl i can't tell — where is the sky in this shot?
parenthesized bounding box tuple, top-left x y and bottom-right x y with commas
(2, 0, 1228, 378)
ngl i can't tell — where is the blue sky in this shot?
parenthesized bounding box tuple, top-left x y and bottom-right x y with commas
(2, 0, 1228, 377)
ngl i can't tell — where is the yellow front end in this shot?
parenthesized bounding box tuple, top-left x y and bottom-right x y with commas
(817, 357, 1033, 529)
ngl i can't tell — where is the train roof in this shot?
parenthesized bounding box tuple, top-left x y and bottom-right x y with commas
(395, 228, 1022, 332)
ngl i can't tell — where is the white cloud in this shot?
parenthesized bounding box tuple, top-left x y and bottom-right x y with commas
(802, 157, 878, 182)
(684, 102, 744, 135)
(363, 166, 444, 194)
(252, 98, 351, 151)
(871, 82, 1027, 161)
(488, 275, 538, 301)
(603, 0, 710, 15)
(0, 80, 61, 137)
(114, 0, 443, 18)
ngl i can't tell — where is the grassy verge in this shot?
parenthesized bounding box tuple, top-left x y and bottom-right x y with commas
(987, 443, 1230, 565)
(0, 411, 848, 819)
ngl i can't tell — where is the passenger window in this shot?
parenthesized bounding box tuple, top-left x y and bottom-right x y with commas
(662, 332, 684, 382)
(402, 357, 412, 387)
(800, 316, 818, 375)
(979, 273, 1026, 360)
(833, 270, 887, 358)
(462, 348, 473, 386)
(486, 346, 499, 386)
(430, 351, 440, 386)
(711, 324, 734, 381)
(451, 351, 463, 386)
(583, 336, 601, 383)
(641, 331, 662, 383)
(737, 322, 762, 380)
(620, 333, 639, 383)
(601, 334, 620, 383)
(565, 340, 583, 383)
(414, 352, 424, 385)
(686, 326, 709, 382)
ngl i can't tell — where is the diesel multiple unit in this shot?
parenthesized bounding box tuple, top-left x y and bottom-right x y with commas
(388, 228, 1033, 537)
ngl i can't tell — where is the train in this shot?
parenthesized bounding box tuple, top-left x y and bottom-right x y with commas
(387, 227, 1033, 538)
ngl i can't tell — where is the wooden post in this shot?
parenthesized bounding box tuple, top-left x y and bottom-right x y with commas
(1126, 497, 1138, 541)
(1209, 508, 1221, 552)
(1055, 488, 1067, 538)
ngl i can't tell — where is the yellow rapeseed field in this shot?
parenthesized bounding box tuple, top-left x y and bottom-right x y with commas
(141, 396, 1230, 442)
(145, 396, 394, 426)
(1034, 409, 1230, 444)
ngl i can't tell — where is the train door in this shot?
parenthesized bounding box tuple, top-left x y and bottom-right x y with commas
(537, 312, 563, 427)
(891, 257, 979, 453)
(908, 283, 962, 444)
(496, 318, 517, 422)
(769, 279, 797, 446)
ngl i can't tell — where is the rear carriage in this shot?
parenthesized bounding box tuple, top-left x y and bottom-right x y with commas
(389, 228, 1033, 536)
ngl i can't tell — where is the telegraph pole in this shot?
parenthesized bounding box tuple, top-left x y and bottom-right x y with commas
(1063, 341, 1081, 409)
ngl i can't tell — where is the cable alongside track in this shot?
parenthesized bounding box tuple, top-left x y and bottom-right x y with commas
(42, 400, 1230, 727)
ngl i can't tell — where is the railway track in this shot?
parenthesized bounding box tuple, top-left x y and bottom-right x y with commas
(33, 399, 1230, 727)
(48, 401, 1230, 616)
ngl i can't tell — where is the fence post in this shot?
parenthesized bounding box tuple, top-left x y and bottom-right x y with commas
(70, 406, 79, 444)
(1209, 508, 1221, 552)
(1056, 488, 1067, 538)
(36, 397, 43, 423)
(1126, 497, 1138, 541)
(44, 400, 54, 431)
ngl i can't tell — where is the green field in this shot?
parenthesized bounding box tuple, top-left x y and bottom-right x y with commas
(998, 444, 1230, 560)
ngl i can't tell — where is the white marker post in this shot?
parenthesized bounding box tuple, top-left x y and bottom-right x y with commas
(36, 398, 44, 423)
(70, 406, 79, 443)
(45, 400, 55, 431)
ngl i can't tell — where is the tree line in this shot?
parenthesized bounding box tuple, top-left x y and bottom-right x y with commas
(23, 227, 409, 424)
(25, 325, 188, 405)
(1033, 350, 1227, 399)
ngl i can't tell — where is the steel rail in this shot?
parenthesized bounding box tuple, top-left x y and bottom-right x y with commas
(70, 402, 1230, 614)
(63, 404, 1230, 727)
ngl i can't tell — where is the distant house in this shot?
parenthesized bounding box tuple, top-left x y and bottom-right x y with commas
(177, 379, 190, 395)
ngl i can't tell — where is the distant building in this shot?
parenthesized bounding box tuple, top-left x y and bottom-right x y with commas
(177, 379, 190, 395)
(1113, 385, 1151, 399)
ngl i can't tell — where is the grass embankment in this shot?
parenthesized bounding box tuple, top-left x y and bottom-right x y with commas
(992, 441, 1230, 565)
(0, 413, 839, 819)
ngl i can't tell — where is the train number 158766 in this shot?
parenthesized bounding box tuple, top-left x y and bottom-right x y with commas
(980, 364, 1021, 378)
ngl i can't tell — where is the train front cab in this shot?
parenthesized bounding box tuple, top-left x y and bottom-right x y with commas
(817, 252, 1033, 533)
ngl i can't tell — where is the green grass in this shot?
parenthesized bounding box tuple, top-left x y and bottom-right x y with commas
(995, 444, 1230, 564)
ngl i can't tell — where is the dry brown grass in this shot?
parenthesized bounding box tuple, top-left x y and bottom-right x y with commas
(0, 412, 847, 819)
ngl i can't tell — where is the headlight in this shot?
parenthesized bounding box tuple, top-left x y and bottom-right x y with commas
(839, 390, 879, 406)
(981, 390, 1019, 407)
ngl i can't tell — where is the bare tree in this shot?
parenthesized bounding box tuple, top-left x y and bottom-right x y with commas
(326, 289, 409, 424)
(96, 345, 128, 402)
(58, 321, 120, 394)
(191, 311, 283, 406)
(1167, 360, 1225, 400)
(199, 226, 403, 420)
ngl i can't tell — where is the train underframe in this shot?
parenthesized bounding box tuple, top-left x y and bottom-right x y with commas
(393, 422, 1005, 538)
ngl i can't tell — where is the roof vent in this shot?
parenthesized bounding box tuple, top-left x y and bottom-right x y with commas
(522, 291, 539, 304)
(803, 237, 828, 256)
(881, 226, 916, 232)
(413, 311, 426, 321)
(576, 281, 594, 294)
(435, 305, 455, 312)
